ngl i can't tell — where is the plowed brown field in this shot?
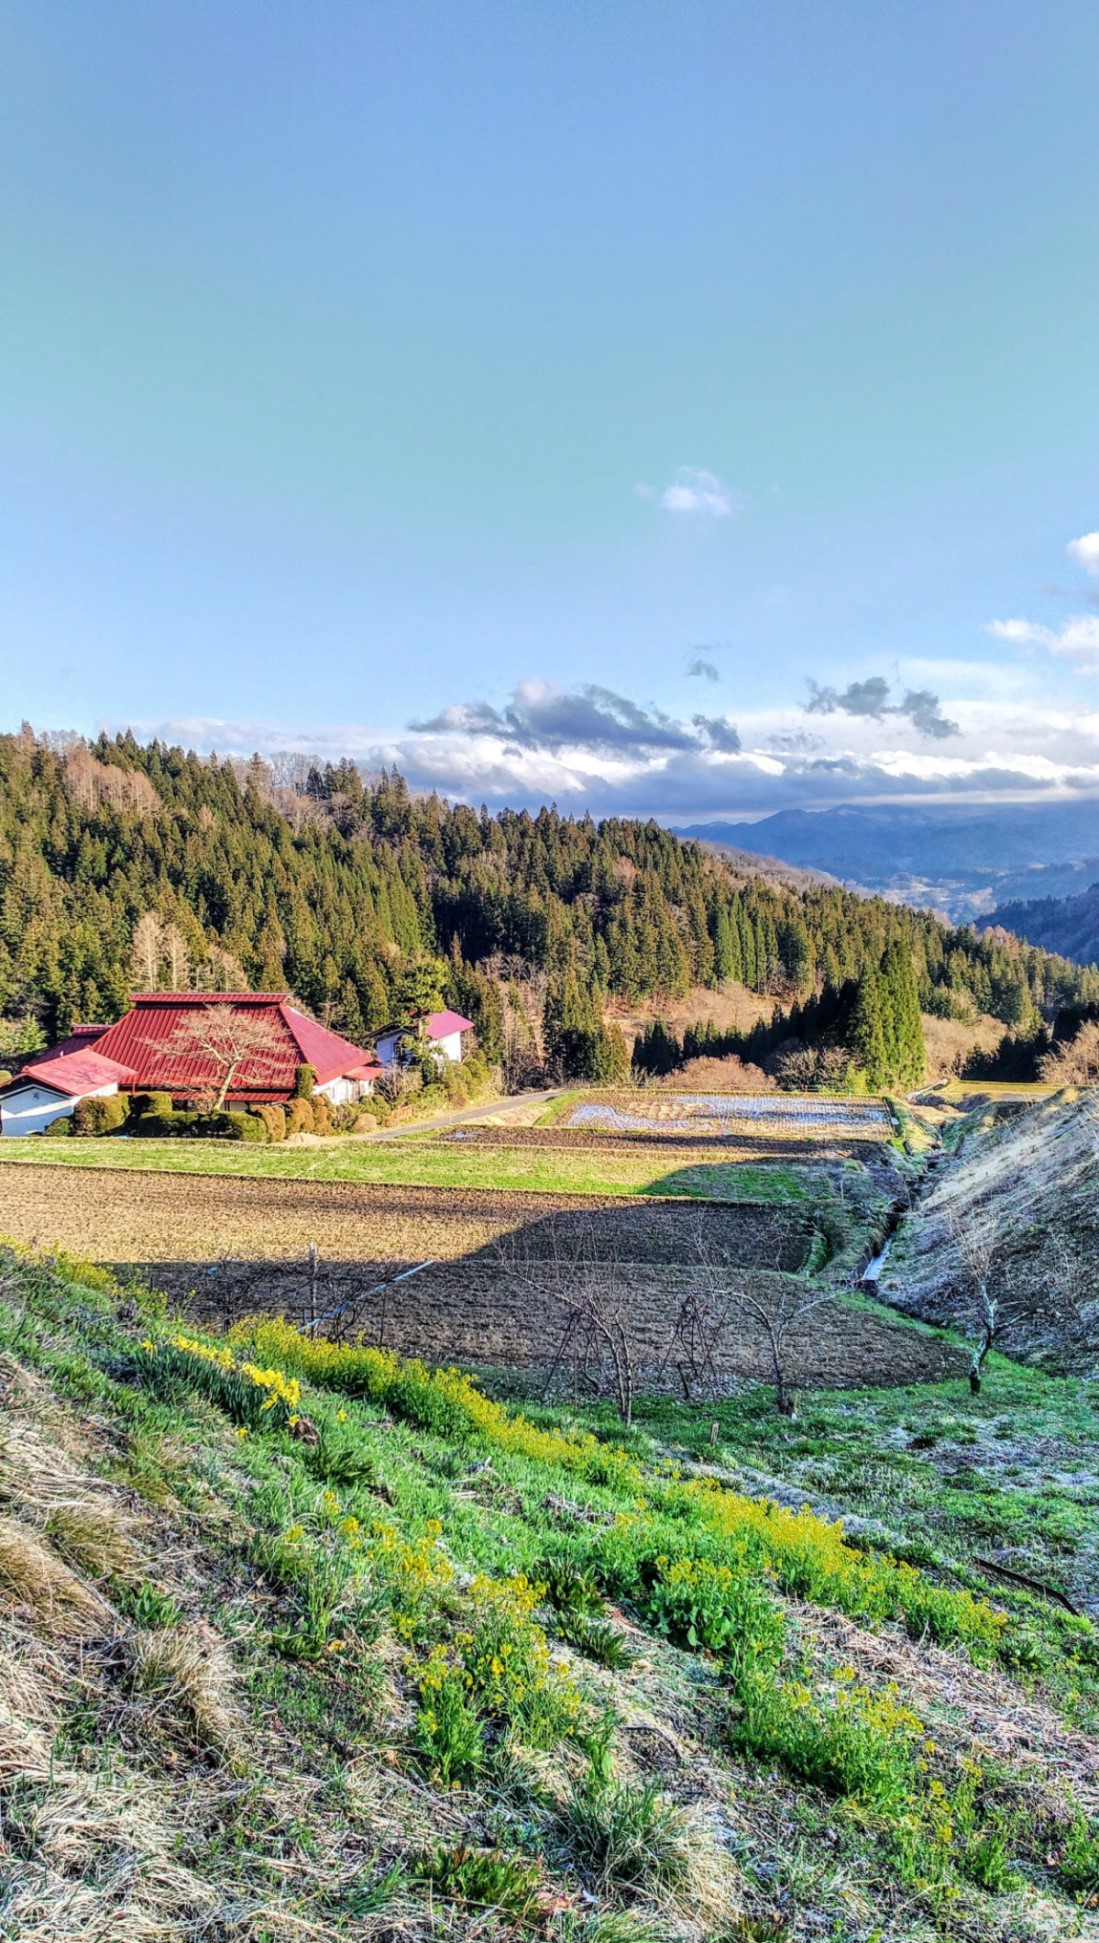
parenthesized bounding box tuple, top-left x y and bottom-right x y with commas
(0, 1162, 806, 1269)
(0, 1162, 957, 1393)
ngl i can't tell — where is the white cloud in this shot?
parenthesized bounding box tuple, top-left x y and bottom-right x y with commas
(1067, 530, 1099, 575)
(118, 684, 1099, 821)
(638, 466, 740, 518)
(988, 613, 1099, 671)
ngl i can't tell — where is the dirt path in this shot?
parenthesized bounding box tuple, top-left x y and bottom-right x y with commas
(364, 1087, 563, 1140)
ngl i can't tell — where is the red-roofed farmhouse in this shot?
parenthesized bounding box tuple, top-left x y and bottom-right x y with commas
(0, 993, 382, 1135)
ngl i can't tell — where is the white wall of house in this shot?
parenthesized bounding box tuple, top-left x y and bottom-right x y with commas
(432, 1029, 464, 1064)
(373, 1028, 465, 1068)
(315, 1074, 375, 1105)
(0, 1079, 117, 1137)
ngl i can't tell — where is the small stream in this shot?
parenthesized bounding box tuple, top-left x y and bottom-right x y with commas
(861, 1234, 894, 1284)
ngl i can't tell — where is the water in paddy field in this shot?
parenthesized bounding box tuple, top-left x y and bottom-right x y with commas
(569, 1095, 891, 1136)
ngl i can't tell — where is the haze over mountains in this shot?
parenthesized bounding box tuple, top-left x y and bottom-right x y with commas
(675, 802, 1099, 935)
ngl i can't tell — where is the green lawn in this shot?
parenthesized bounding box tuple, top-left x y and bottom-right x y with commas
(0, 1131, 818, 1201)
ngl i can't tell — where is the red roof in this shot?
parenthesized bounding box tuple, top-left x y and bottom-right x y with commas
(15, 1049, 136, 1097)
(11, 1024, 109, 1075)
(87, 994, 373, 1102)
(425, 1010, 474, 1039)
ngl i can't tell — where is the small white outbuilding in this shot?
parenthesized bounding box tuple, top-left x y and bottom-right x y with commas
(0, 1049, 136, 1137)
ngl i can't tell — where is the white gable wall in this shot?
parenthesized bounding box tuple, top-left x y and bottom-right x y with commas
(372, 1030, 402, 1068)
(315, 1074, 375, 1104)
(0, 1079, 118, 1137)
(431, 1030, 464, 1063)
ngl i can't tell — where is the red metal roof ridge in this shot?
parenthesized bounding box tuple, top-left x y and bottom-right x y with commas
(127, 991, 289, 1005)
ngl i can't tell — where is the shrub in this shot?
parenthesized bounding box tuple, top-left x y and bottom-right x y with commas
(293, 1062, 316, 1099)
(439, 1061, 472, 1107)
(312, 1092, 334, 1136)
(71, 1093, 128, 1136)
(253, 1103, 287, 1142)
(133, 1109, 199, 1137)
(130, 1090, 173, 1118)
(354, 1097, 389, 1128)
(285, 1097, 315, 1136)
(223, 1110, 268, 1142)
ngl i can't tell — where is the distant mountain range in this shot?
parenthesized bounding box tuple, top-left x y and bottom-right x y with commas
(672, 803, 1099, 934)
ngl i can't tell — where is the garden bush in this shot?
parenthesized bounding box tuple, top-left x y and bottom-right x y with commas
(223, 1110, 269, 1143)
(252, 1103, 287, 1142)
(132, 1109, 200, 1137)
(130, 1090, 173, 1118)
(285, 1096, 315, 1136)
(71, 1093, 129, 1136)
(354, 1097, 389, 1128)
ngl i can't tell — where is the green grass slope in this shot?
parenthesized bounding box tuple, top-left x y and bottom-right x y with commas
(0, 1132, 818, 1202)
(1, 1244, 1098, 1942)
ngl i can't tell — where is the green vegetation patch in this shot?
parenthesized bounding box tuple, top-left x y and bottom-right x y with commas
(2, 1240, 1098, 1943)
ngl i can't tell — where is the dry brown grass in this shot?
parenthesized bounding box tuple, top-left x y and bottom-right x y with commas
(0, 1515, 112, 1636)
(126, 1620, 245, 1763)
(800, 1601, 1099, 1817)
(1, 1770, 221, 1943)
(607, 979, 778, 1047)
(44, 1500, 138, 1580)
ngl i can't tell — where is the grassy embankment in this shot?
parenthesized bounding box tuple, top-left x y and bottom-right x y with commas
(0, 1132, 818, 1202)
(1, 1242, 1097, 1941)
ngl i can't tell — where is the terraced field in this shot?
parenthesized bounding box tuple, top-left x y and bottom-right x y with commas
(0, 1090, 921, 1393)
(563, 1090, 893, 1137)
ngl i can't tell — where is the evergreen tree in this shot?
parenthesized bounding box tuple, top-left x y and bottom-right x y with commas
(849, 963, 889, 1090)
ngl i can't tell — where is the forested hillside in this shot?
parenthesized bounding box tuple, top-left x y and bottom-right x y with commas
(1, 727, 1096, 1082)
(988, 882, 1099, 971)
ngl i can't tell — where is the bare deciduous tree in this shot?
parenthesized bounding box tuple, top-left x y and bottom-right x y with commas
(494, 1214, 640, 1424)
(149, 1003, 287, 1109)
(724, 1278, 834, 1417)
(130, 913, 192, 993)
(947, 1213, 999, 1393)
(1039, 1021, 1099, 1087)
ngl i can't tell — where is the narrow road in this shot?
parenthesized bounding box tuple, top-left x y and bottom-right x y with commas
(360, 1087, 565, 1141)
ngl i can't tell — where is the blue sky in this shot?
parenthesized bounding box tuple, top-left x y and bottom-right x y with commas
(2, 0, 1098, 818)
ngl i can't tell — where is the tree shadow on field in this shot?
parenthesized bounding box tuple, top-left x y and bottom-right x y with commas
(162, 1191, 960, 1404)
